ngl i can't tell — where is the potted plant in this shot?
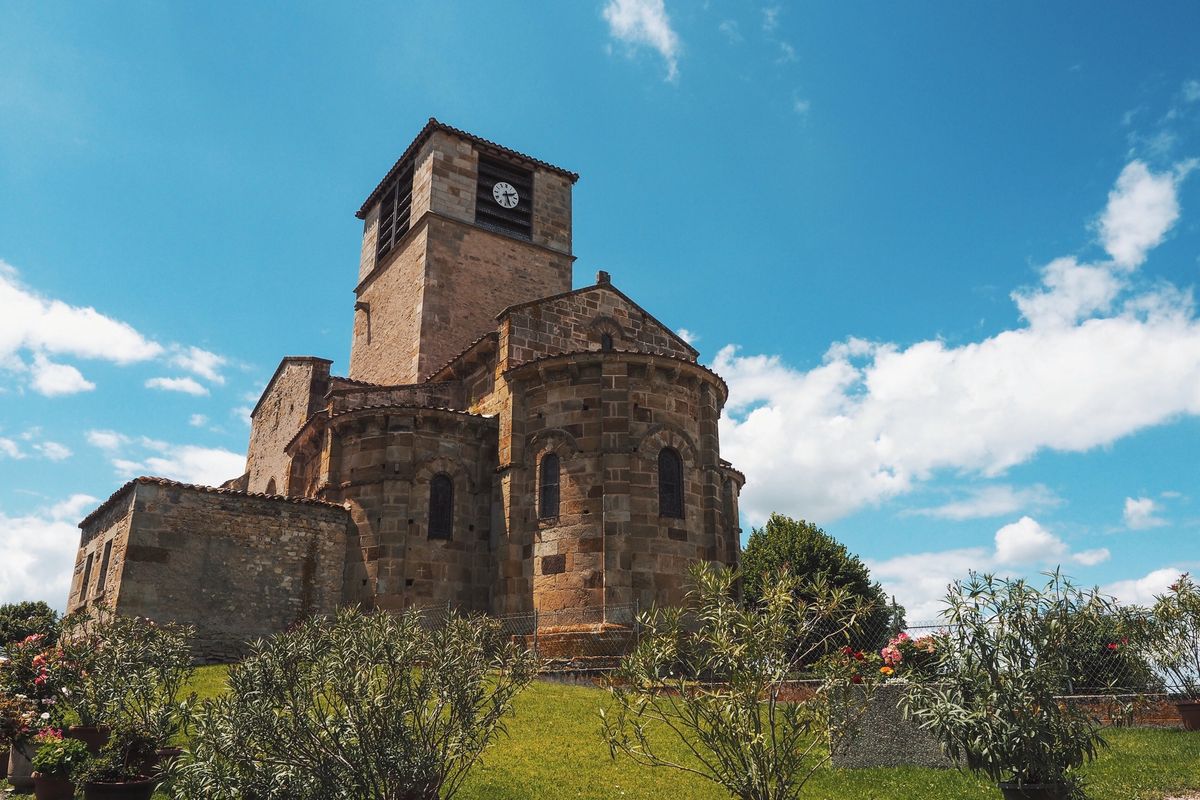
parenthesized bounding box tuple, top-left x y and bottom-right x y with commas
(1144, 573, 1200, 730)
(904, 571, 1110, 800)
(1, 693, 41, 791)
(1, 632, 74, 790)
(30, 728, 89, 800)
(75, 725, 159, 800)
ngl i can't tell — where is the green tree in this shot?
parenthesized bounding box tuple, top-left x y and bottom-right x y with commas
(740, 514, 895, 654)
(0, 600, 59, 646)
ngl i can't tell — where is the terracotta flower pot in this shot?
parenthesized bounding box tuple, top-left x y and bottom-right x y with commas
(1176, 700, 1200, 731)
(64, 725, 111, 755)
(7, 742, 35, 790)
(998, 781, 1071, 800)
(83, 777, 158, 800)
(139, 745, 184, 777)
(33, 771, 76, 800)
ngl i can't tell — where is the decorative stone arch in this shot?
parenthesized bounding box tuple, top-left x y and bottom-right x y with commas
(633, 423, 699, 466)
(527, 427, 580, 462)
(588, 314, 627, 352)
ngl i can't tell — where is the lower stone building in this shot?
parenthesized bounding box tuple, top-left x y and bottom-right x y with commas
(67, 120, 744, 660)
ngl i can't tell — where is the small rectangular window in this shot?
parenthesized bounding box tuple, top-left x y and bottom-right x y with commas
(96, 540, 113, 593)
(79, 553, 94, 601)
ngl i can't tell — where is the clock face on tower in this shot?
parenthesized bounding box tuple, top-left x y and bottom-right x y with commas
(492, 181, 519, 209)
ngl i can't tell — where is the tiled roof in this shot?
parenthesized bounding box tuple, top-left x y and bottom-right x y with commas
(424, 331, 499, 383)
(502, 349, 728, 397)
(79, 477, 347, 529)
(356, 118, 580, 219)
(328, 404, 494, 421)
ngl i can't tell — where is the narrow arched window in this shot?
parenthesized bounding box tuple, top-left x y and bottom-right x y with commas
(265, 478, 277, 495)
(429, 474, 453, 540)
(600, 332, 614, 352)
(658, 448, 684, 519)
(539, 453, 560, 519)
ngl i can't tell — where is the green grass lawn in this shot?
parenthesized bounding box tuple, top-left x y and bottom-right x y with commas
(9, 665, 1198, 799)
(164, 665, 1200, 800)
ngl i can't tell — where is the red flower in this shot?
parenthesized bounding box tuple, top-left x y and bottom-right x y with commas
(841, 646, 854, 656)
(854, 651, 864, 661)
(851, 675, 863, 684)
(1106, 643, 1119, 651)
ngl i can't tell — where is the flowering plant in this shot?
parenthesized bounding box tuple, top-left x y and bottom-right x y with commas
(0, 694, 41, 746)
(0, 633, 81, 735)
(820, 645, 883, 685)
(879, 631, 938, 679)
(1145, 572, 1200, 700)
(30, 727, 90, 777)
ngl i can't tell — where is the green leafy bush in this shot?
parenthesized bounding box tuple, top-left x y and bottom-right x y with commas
(29, 728, 90, 777)
(904, 571, 1111, 797)
(0, 601, 60, 646)
(169, 607, 536, 800)
(740, 514, 897, 656)
(601, 562, 877, 800)
(1144, 572, 1200, 699)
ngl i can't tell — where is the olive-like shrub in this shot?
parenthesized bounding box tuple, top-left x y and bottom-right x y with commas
(169, 607, 536, 800)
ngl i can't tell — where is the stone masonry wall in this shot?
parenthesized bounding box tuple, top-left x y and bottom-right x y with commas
(303, 408, 499, 612)
(68, 492, 135, 613)
(494, 352, 738, 618)
(500, 285, 696, 372)
(349, 225, 429, 385)
(418, 217, 572, 382)
(99, 482, 350, 663)
(246, 357, 332, 495)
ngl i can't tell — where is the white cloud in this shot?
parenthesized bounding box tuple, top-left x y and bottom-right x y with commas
(189, 413, 209, 427)
(34, 441, 72, 461)
(994, 516, 1066, 564)
(0, 437, 24, 459)
(777, 42, 797, 63)
(0, 260, 163, 370)
(717, 159, 1200, 526)
(30, 354, 96, 396)
(602, 0, 681, 81)
(232, 405, 254, 427)
(1123, 496, 1167, 530)
(104, 436, 244, 486)
(1103, 566, 1183, 607)
(871, 516, 1109, 620)
(793, 97, 811, 116)
(718, 19, 741, 43)
(145, 376, 209, 396)
(1098, 160, 1188, 269)
(0, 493, 98, 609)
(169, 345, 226, 385)
(86, 429, 129, 451)
(1012, 257, 1124, 328)
(676, 327, 699, 345)
(1183, 79, 1200, 104)
(909, 484, 1060, 521)
(762, 5, 780, 32)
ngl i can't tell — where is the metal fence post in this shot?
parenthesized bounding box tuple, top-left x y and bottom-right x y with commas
(533, 607, 539, 659)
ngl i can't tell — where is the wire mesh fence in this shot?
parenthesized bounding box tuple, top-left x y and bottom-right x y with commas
(413, 602, 1182, 701)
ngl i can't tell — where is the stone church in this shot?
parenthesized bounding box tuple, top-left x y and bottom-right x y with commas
(66, 120, 744, 660)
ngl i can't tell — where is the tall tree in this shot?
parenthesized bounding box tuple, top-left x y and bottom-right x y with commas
(740, 514, 896, 652)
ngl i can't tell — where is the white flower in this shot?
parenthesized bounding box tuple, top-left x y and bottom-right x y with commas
(39, 712, 50, 720)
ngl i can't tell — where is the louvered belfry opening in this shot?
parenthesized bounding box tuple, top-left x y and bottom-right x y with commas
(475, 154, 533, 240)
(375, 161, 415, 262)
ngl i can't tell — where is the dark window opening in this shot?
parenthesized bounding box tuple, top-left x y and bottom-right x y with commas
(658, 448, 684, 519)
(539, 453, 560, 519)
(429, 474, 454, 540)
(265, 478, 277, 495)
(600, 332, 614, 352)
(96, 540, 113, 592)
(79, 553, 94, 601)
(475, 155, 533, 240)
(375, 162, 415, 263)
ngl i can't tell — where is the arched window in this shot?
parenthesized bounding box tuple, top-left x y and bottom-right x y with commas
(265, 478, 277, 495)
(539, 453, 560, 519)
(429, 474, 454, 540)
(600, 332, 614, 352)
(658, 448, 684, 519)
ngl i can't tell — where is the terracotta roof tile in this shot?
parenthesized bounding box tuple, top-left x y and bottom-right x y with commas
(357, 118, 579, 219)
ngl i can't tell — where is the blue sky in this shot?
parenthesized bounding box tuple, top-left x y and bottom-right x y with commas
(1, 1, 1197, 617)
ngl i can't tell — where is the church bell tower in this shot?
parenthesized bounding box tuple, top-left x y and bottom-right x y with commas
(349, 119, 578, 385)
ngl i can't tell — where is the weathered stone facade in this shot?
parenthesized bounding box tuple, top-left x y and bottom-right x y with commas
(66, 119, 744, 657)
